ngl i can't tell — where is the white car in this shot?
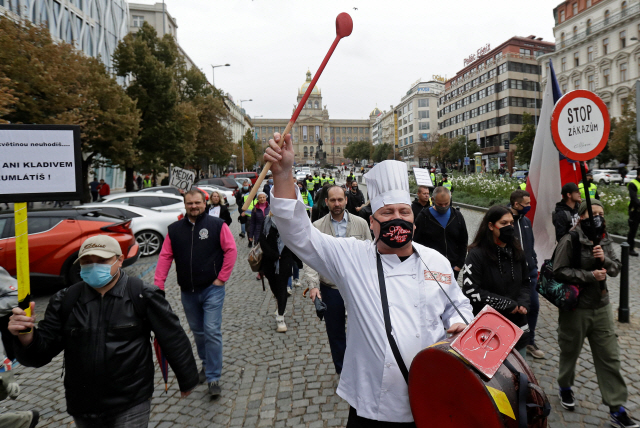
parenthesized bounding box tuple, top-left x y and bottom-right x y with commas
(591, 169, 623, 185)
(82, 203, 182, 256)
(100, 192, 186, 214)
(295, 172, 308, 181)
(624, 170, 637, 185)
(195, 185, 235, 206)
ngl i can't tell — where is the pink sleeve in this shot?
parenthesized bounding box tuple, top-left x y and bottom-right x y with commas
(154, 234, 174, 290)
(217, 223, 238, 282)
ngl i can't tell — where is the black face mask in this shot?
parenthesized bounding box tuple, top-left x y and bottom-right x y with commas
(434, 204, 449, 215)
(581, 215, 605, 236)
(497, 225, 515, 245)
(373, 216, 414, 248)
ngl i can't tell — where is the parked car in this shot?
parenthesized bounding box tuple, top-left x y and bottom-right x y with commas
(196, 177, 239, 191)
(82, 204, 183, 256)
(226, 171, 259, 184)
(623, 170, 638, 185)
(100, 193, 186, 213)
(295, 172, 307, 181)
(139, 186, 182, 196)
(512, 170, 529, 180)
(196, 185, 235, 206)
(0, 208, 139, 285)
(591, 169, 623, 185)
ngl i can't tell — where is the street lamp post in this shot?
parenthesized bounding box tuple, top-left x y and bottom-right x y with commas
(211, 63, 230, 87)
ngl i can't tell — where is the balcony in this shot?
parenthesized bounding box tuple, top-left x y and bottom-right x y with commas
(559, 4, 640, 51)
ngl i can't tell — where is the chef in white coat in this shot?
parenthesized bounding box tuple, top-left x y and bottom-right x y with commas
(265, 133, 473, 426)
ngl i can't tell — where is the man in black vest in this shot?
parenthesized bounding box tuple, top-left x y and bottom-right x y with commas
(155, 189, 238, 397)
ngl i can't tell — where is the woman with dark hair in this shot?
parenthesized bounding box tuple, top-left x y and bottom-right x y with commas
(462, 205, 530, 357)
(297, 180, 313, 217)
(311, 183, 331, 222)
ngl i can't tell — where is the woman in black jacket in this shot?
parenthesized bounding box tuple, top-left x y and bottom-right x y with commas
(462, 205, 530, 357)
(311, 184, 331, 222)
(259, 214, 302, 333)
(207, 190, 232, 226)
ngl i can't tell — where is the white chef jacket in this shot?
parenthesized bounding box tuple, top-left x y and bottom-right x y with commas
(270, 187, 473, 423)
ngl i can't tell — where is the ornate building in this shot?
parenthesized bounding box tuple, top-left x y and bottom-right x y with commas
(253, 71, 376, 166)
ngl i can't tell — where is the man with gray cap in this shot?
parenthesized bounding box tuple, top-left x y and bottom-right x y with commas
(265, 133, 473, 426)
(8, 235, 198, 428)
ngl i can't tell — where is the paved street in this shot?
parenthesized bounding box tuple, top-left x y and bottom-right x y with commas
(1, 205, 639, 427)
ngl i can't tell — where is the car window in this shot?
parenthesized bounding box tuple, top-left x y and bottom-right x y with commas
(28, 217, 53, 235)
(109, 197, 129, 204)
(0, 219, 8, 239)
(222, 179, 238, 188)
(118, 208, 142, 218)
(130, 196, 161, 208)
(99, 207, 127, 218)
(159, 197, 181, 206)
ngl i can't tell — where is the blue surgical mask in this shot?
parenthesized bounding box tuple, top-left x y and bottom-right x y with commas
(243, 186, 249, 191)
(80, 260, 117, 288)
(268, 179, 273, 185)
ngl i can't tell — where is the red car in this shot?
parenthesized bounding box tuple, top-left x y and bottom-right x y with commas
(0, 208, 140, 285)
(226, 171, 259, 185)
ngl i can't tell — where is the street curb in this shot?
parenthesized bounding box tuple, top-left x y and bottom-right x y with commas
(452, 201, 638, 245)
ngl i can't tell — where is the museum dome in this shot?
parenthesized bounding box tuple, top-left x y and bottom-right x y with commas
(300, 70, 320, 94)
(370, 107, 382, 117)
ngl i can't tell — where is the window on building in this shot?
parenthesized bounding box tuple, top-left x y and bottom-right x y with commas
(418, 99, 428, 107)
(574, 79, 580, 89)
(408, 113, 413, 121)
(573, 26, 578, 38)
(587, 0, 591, 6)
(560, 10, 565, 22)
(342, 127, 346, 133)
(622, 97, 628, 112)
(519, 48, 531, 55)
(408, 103, 413, 111)
(307, 101, 312, 108)
(622, 1, 628, 15)
(315, 125, 320, 138)
(562, 83, 568, 94)
(588, 74, 595, 91)
(303, 146, 308, 156)
(419, 122, 429, 130)
(133, 15, 145, 27)
(603, 68, 610, 85)
(419, 110, 429, 119)
(586, 19, 592, 35)
(408, 124, 413, 133)
(574, 52, 579, 67)
(303, 125, 308, 141)
(314, 101, 319, 109)
(603, 38, 609, 54)
(620, 30, 626, 48)
(403, 105, 407, 114)
(572, 3, 577, 15)
(604, 9, 610, 23)
(587, 46, 594, 61)
(620, 62, 628, 81)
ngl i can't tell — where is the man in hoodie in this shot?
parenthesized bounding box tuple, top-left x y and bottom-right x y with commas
(411, 185, 431, 220)
(509, 189, 545, 360)
(552, 182, 581, 242)
(413, 186, 468, 280)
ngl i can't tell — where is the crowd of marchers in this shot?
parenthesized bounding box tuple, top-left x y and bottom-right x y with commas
(2, 154, 638, 427)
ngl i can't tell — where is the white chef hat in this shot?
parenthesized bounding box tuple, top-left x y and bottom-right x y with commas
(364, 160, 412, 213)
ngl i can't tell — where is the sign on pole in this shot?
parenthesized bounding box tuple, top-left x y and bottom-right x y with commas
(464, 157, 470, 166)
(169, 166, 196, 192)
(551, 89, 610, 161)
(0, 125, 82, 202)
(413, 167, 434, 187)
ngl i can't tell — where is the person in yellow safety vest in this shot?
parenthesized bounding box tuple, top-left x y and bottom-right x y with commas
(239, 180, 255, 238)
(627, 172, 640, 256)
(578, 173, 599, 200)
(321, 173, 329, 185)
(520, 182, 527, 190)
(306, 175, 316, 198)
(143, 175, 152, 188)
(313, 173, 321, 191)
(438, 173, 454, 193)
(297, 180, 314, 217)
(328, 174, 335, 185)
(430, 172, 436, 185)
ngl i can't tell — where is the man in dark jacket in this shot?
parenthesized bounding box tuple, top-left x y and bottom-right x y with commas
(552, 200, 637, 427)
(155, 189, 238, 398)
(509, 190, 545, 360)
(9, 235, 198, 427)
(553, 182, 581, 242)
(414, 186, 467, 279)
(346, 181, 365, 215)
(411, 185, 431, 220)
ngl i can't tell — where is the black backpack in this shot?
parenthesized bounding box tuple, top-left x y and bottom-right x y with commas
(537, 231, 582, 311)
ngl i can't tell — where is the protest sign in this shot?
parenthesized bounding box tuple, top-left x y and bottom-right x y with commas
(170, 166, 196, 191)
(0, 125, 82, 203)
(413, 167, 434, 187)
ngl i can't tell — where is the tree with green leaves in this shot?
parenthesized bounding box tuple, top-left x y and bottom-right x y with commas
(513, 112, 536, 166)
(609, 95, 635, 165)
(0, 77, 15, 122)
(0, 17, 140, 201)
(343, 140, 372, 163)
(372, 143, 393, 163)
(113, 22, 198, 190)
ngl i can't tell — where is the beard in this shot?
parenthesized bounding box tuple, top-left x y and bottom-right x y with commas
(331, 206, 345, 216)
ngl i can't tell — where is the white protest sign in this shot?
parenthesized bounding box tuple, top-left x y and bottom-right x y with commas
(413, 167, 433, 187)
(0, 125, 82, 202)
(551, 90, 610, 161)
(170, 166, 196, 191)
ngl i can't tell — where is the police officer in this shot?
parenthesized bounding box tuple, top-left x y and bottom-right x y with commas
(313, 172, 321, 192)
(627, 170, 640, 256)
(321, 173, 329, 185)
(306, 175, 316, 199)
(328, 174, 335, 185)
(578, 172, 599, 200)
(438, 173, 453, 193)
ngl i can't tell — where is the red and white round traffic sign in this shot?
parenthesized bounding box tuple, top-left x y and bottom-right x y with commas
(551, 90, 610, 161)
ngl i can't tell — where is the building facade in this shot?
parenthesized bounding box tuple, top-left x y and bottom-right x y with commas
(538, 0, 640, 119)
(253, 71, 374, 166)
(128, 2, 196, 69)
(438, 36, 555, 171)
(395, 80, 443, 168)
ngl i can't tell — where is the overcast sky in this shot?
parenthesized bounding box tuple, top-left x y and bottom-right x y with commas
(135, 0, 561, 119)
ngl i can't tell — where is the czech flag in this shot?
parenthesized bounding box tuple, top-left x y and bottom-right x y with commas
(524, 60, 582, 265)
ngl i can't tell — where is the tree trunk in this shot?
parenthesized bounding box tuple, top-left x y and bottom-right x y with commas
(81, 155, 94, 204)
(125, 167, 135, 192)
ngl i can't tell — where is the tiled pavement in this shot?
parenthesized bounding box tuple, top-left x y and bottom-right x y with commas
(1, 207, 638, 427)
